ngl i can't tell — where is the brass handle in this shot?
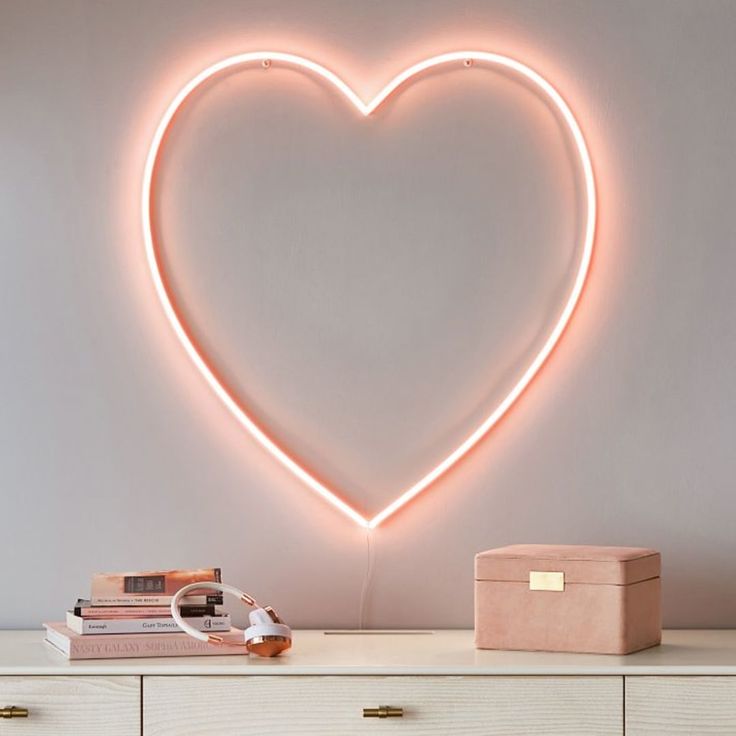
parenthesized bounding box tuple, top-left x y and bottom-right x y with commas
(363, 705, 403, 719)
(0, 706, 29, 719)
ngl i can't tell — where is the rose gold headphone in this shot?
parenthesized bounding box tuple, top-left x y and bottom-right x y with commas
(171, 582, 291, 657)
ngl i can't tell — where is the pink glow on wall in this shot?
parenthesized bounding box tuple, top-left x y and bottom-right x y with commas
(141, 51, 597, 528)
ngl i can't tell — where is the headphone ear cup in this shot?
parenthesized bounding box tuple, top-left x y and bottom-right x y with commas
(244, 608, 292, 657)
(246, 637, 291, 657)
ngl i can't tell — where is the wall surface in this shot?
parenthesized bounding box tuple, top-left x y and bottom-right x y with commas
(1, 0, 735, 630)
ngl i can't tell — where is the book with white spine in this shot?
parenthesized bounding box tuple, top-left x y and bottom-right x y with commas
(65, 611, 231, 635)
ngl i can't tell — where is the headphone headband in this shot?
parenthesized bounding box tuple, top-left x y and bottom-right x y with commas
(170, 581, 291, 656)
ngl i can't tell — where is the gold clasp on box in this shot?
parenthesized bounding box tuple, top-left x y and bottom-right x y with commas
(529, 571, 564, 591)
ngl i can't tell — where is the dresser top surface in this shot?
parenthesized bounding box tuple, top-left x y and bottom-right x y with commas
(0, 629, 735, 676)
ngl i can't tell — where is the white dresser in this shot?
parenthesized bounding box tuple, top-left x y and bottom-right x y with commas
(0, 629, 734, 734)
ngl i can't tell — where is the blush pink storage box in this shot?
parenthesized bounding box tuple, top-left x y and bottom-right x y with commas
(475, 544, 661, 654)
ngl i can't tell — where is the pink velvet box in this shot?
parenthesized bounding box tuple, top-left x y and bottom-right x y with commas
(475, 544, 661, 655)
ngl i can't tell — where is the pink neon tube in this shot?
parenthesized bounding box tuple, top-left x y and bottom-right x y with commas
(141, 51, 597, 529)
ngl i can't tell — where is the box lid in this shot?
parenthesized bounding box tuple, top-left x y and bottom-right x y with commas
(475, 544, 660, 585)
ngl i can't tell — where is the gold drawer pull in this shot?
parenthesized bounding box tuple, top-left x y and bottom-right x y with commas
(0, 706, 29, 719)
(363, 705, 403, 719)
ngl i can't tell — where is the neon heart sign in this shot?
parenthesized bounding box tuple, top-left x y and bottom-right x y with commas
(142, 51, 596, 528)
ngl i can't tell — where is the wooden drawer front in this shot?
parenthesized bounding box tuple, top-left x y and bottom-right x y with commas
(626, 676, 736, 735)
(144, 675, 622, 735)
(0, 676, 139, 735)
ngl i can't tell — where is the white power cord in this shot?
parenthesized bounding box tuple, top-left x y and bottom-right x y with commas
(358, 528, 375, 629)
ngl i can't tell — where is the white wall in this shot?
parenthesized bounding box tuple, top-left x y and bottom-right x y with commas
(1, 0, 735, 629)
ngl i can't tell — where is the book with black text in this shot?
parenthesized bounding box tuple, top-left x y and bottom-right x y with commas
(73, 599, 220, 618)
(65, 610, 231, 635)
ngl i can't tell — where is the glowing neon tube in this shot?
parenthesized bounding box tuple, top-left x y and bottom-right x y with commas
(142, 51, 596, 529)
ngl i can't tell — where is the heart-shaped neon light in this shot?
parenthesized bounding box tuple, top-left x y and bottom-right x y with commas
(142, 51, 596, 528)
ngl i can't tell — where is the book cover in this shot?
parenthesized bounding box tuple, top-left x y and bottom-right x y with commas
(73, 599, 219, 618)
(65, 611, 231, 635)
(44, 623, 246, 660)
(90, 568, 221, 605)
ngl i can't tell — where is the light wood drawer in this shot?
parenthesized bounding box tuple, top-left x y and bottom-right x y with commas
(0, 676, 139, 735)
(144, 675, 622, 735)
(626, 676, 736, 735)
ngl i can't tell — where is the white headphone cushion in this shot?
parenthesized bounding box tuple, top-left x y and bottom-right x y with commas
(244, 622, 292, 641)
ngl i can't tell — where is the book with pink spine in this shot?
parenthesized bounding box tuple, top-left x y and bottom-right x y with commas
(44, 623, 246, 660)
(89, 568, 222, 606)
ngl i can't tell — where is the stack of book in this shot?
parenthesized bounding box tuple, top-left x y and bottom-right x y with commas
(44, 568, 245, 660)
